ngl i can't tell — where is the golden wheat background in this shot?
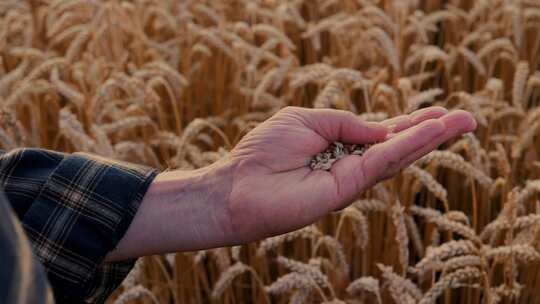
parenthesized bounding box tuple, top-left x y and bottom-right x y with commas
(1, 0, 540, 303)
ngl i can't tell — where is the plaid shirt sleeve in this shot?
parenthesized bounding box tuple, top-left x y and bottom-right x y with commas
(0, 148, 158, 304)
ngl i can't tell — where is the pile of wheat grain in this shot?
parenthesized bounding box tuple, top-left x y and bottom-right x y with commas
(1, 0, 540, 303)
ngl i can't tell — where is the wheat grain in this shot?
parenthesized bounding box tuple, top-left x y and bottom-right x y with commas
(58, 107, 95, 151)
(302, 13, 347, 39)
(50, 67, 85, 107)
(492, 107, 525, 122)
(265, 273, 316, 295)
(484, 244, 540, 263)
(193, 3, 221, 25)
(431, 216, 480, 242)
(7, 47, 47, 61)
(101, 116, 154, 134)
(512, 120, 540, 158)
(353, 198, 387, 212)
(310, 142, 372, 171)
(458, 46, 487, 76)
(314, 236, 348, 276)
(340, 207, 369, 248)
(289, 288, 311, 304)
(406, 88, 443, 113)
(419, 267, 481, 304)
(0, 59, 30, 95)
(512, 61, 529, 110)
(481, 214, 540, 241)
(405, 46, 449, 72)
(257, 226, 322, 256)
(409, 205, 442, 219)
(195, 27, 235, 59)
(113, 285, 158, 304)
(418, 151, 493, 189)
(477, 38, 516, 59)
(404, 165, 448, 206)
(516, 180, 540, 205)
(391, 204, 410, 272)
(211, 262, 250, 299)
(437, 255, 483, 273)
(491, 283, 524, 301)
(444, 211, 470, 226)
(415, 240, 478, 273)
(65, 28, 91, 62)
(366, 27, 400, 73)
(90, 125, 114, 157)
(313, 80, 344, 108)
(122, 259, 144, 289)
(346, 276, 382, 304)
(24, 57, 67, 82)
(377, 263, 423, 302)
(277, 256, 332, 291)
(290, 63, 333, 88)
(252, 24, 296, 51)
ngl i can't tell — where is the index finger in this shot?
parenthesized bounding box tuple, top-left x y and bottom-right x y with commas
(284, 107, 388, 144)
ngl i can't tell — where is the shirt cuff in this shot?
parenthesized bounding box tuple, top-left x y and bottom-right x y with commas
(21, 152, 158, 304)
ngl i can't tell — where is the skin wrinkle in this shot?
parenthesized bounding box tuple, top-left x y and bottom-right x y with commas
(295, 108, 344, 142)
(229, 159, 258, 243)
(331, 161, 351, 211)
(175, 177, 214, 246)
(356, 156, 373, 192)
(238, 126, 319, 173)
(191, 161, 236, 246)
(230, 162, 311, 242)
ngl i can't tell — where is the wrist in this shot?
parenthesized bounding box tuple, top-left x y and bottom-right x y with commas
(151, 158, 238, 249)
(107, 157, 238, 260)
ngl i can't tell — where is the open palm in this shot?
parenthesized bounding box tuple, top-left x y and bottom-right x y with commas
(228, 106, 477, 242)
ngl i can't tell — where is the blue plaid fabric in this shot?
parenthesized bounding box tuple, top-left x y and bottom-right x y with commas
(0, 148, 158, 303)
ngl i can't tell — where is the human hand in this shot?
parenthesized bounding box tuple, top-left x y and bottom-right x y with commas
(107, 106, 476, 260)
(228, 106, 477, 242)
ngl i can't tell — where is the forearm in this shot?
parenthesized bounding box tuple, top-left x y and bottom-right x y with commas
(105, 159, 236, 262)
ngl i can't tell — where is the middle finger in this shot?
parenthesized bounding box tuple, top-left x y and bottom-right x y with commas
(381, 106, 448, 134)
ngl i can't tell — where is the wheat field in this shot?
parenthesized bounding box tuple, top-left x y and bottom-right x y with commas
(1, 0, 540, 303)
